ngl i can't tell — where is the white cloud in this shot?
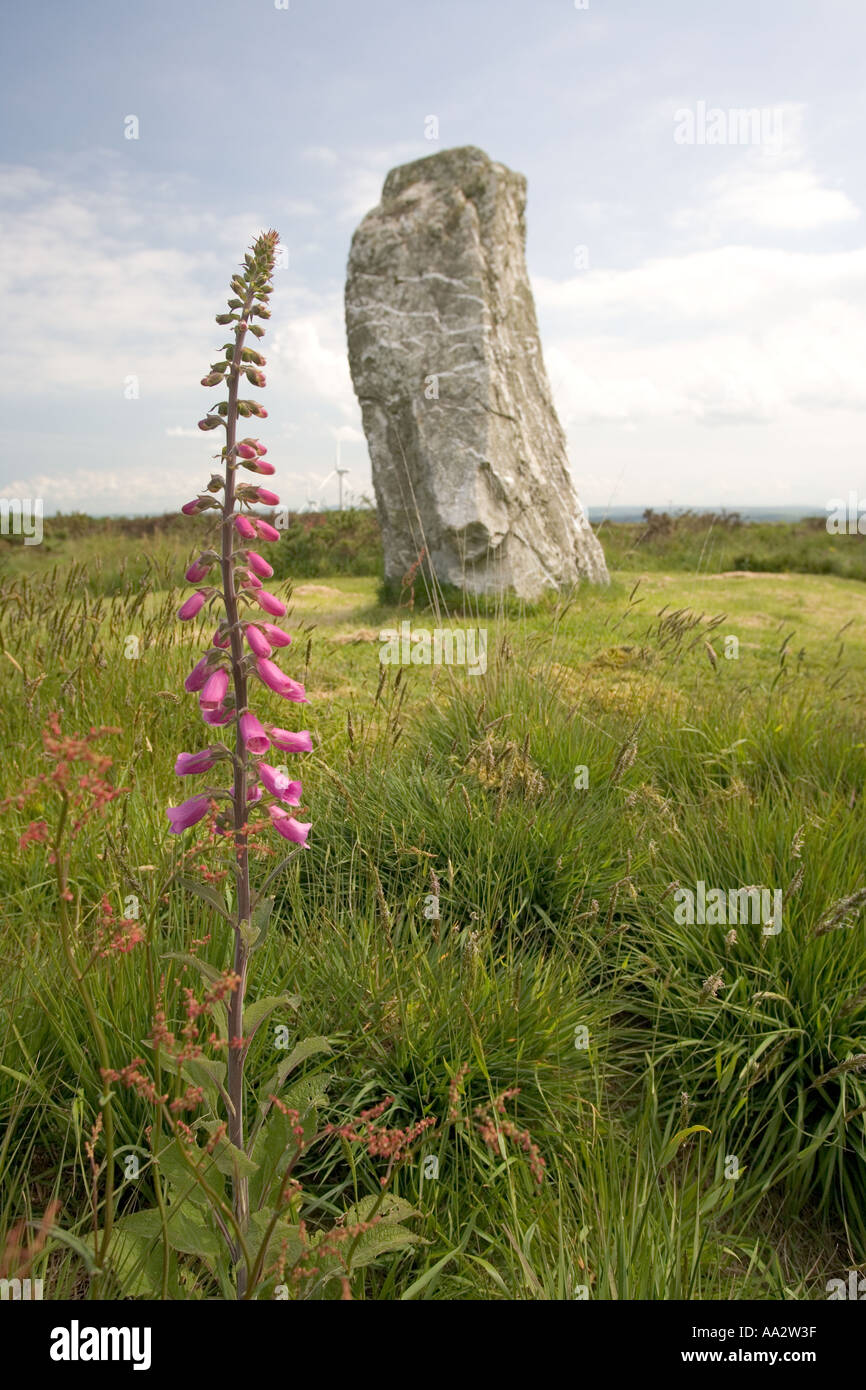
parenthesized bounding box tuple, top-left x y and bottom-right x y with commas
(536, 244, 866, 428)
(270, 291, 358, 417)
(0, 466, 204, 510)
(675, 165, 859, 234)
(671, 103, 860, 234)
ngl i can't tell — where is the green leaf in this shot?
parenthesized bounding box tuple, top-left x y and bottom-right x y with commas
(163, 1207, 222, 1261)
(155, 1138, 226, 1207)
(311, 1195, 424, 1281)
(163, 951, 222, 984)
(341, 1193, 421, 1226)
(244, 993, 301, 1047)
(660, 1125, 712, 1167)
(249, 894, 275, 953)
(201, 1123, 260, 1178)
(250, 1105, 300, 1211)
(182, 1057, 229, 1112)
(342, 1223, 423, 1270)
(103, 1229, 166, 1298)
(175, 875, 233, 921)
(255, 1067, 330, 1128)
(115, 1206, 221, 1261)
(212, 1000, 228, 1043)
(248, 1209, 304, 1273)
(256, 1037, 332, 1114)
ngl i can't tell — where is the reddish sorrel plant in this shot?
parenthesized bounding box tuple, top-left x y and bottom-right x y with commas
(6, 717, 130, 1272)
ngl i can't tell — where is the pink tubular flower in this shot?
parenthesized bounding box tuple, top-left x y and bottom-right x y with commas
(202, 705, 233, 727)
(178, 591, 207, 621)
(246, 550, 273, 579)
(246, 785, 263, 803)
(234, 514, 256, 540)
(185, 655, 212, 693)
(255, 590, 286, 618)
(200, 668, 229, 711)
(242, 571, 263, 591)
(260, 623, 292, 648)
(256, 658, 307, 703)
(175, 749, 219, 776)
(268, 806, 311, 845)
(258, 764, 302, 804)
(212, 627, 231, 649)
(236, 443, 257, 460)
(181, 498, 203, 516)
(239, 711, 269, 755)
(244, 624, 272, 658)
(269, 728, 313, 753)
(185, 556, 212, 583)
(254, 519, 280, 541)
(255, 488, 279, 506)
(167, 794, 211, 834)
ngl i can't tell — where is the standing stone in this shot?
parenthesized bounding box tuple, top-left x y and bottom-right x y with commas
(344, 145, 608, 598)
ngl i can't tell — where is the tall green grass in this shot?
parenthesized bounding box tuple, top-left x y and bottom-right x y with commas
(1, 549, 865, 1297)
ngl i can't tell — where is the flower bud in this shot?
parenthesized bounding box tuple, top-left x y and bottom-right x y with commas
(256, 658, 307, 703)
(255, 591, 287, 618)
(244, 624, 272, 658)
(260, 623, 292, 648)
(198, 416, 222, 431)
(255, 519, 280, 542)
(256, 488, 280, 506)
(246, 550, 274, 579)
(178, 591, 207, 621)
(184, 655, 212, 692)
(185, 557, 212, 583)
(236, 443, 257, 460)
(234, 514, 256, 540)
(200, 372, 224, 387)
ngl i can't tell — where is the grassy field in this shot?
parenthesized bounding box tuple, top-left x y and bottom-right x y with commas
(2, 515, 866, 1299)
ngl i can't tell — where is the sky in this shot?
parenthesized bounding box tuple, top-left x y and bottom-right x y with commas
(1, 0, 865, 515)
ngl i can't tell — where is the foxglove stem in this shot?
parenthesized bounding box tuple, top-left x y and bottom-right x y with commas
(172, 230, 286, 1301)
(221, 276, 260, 1288)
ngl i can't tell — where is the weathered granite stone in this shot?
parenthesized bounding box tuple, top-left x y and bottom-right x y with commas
(344, 145, 608, 598)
